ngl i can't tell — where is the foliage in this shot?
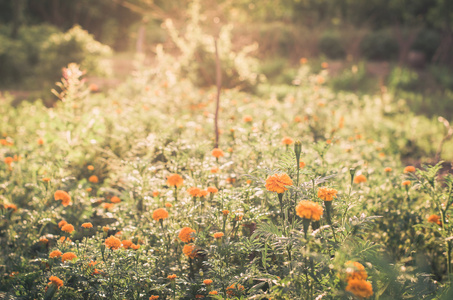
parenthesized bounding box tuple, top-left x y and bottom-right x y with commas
(318, 32, 346, 59)
(360, 30, 399, 61)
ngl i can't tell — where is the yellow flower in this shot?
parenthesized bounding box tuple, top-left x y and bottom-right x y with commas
(428, 214, 442, 225)
(317, 187, 338, 201)
(213, 232, 224, 239)
(105, 236, 122, 250)
(167, 274, 177, 280)
(54, 190, 71, 206)
(354, 174, 367, 184)
(345, 279, 373, 298)
(207, 186, 218, 194)
(183, 244, 197, 259)
(265, 173, 293, 194)
(203, 279, 213, 285)
(166, 174, 184, 187)
(152, 208, 169, 221)
(48, 276, 63, 289)
(296, 200, 323, 221)
(122, 240, 133, 249)
(282, 137, 294, 145)
(404, 166, 416, 173)
(179, 227, 196, 243)
(111, 196, 121, 203)
(402, 180, 411, 186)
(61, 224, 75, 233)
(212, 148, 224, 158)
(88, 175, 99, 183)
(61, 252, 77, 263)
(345, 261, 368, 281)
(49, 250, 62, 258)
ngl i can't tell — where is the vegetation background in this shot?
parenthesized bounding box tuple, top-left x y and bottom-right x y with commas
(1, 0, 453, 299)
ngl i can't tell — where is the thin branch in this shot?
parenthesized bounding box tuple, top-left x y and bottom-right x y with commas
(214, 39, 222, 149)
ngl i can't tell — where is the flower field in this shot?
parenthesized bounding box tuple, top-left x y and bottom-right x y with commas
(1, 61, 453, 300)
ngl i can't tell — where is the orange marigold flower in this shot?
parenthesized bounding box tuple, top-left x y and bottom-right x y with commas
(296, 200, 323, 221)
(82, 223, 93, 229)
(150, 296, 159, 300)
(86, 187, 92, 192)
(384, 167, 392, 172)
(39, 237, 49, 243)
(166, 174, 184, 187)
(103, 226, 109, 232)
(105, 236, 122, 250)
(183, 244, 197, 259)
(54, 190, 71, 206)
(153, 190, 160, 197)
(87, 165, 94, 170)
(243, 115, 253, 123)
(299, 161, 306, 169)
(300, 57, 308, 64)
(404, 166, 416, 173)
(345, 279, 373, 299)
(207, 186, 218, 194)
(167, 274, 177, 280)
(102, 203, 114, 210)
(345, 261, 368, 281)
(42, 177, 51, 182)
(203, 279, 213, 285)
(89, 175, 99, 183)
(354, 174, 367, 184)
(317, 187, 338, 201)
(110, 196, 121, 203)
(321, 62, 329, 69)
(222, 210, 230, 216)
(4, 203, 17, 212)
(48, 276, 63, 289)
(209, 291, 218, 295)
(152, 208, 169, 221)
(61, 252, 77, 263)
(211, 166, 220, 173)
(265, 173, 293, 194)
(179, 227, 196, 243)
(61, 224, 75, 233)
(199, 190, 208, 197)
(4, 157, 13, 165)
(213, 232, 224, 239)
(226, 284, 245, 296)
(131, 244, 140, 250)
(122, 240, 133, 249)
(58, 220, 67, 228)
(282, 137, 294, 145)
(59, 236, 71, 244)
(195, 295, 204, 299)
(165, 202, 173, 208)
(49, 250, 62, 258)
(212, 148, 224, 158)
(402, 180, 411, 186)
(428, 215, 442, 225)
(187, 187, 201, 197)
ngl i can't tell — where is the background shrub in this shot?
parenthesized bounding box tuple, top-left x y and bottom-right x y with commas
(318, 32, 346, 59)
(39, 25, 112, 84)
(411, 29, 441, 61)
(360, 30, 399, 60)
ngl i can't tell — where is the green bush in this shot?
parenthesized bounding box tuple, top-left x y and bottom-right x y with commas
(318, 32, 345, 59)
(360, 31, 399, 61)
(411, 29, 441, 61)
(0, 25, 59, 86)
(39, 25, 112, 84)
